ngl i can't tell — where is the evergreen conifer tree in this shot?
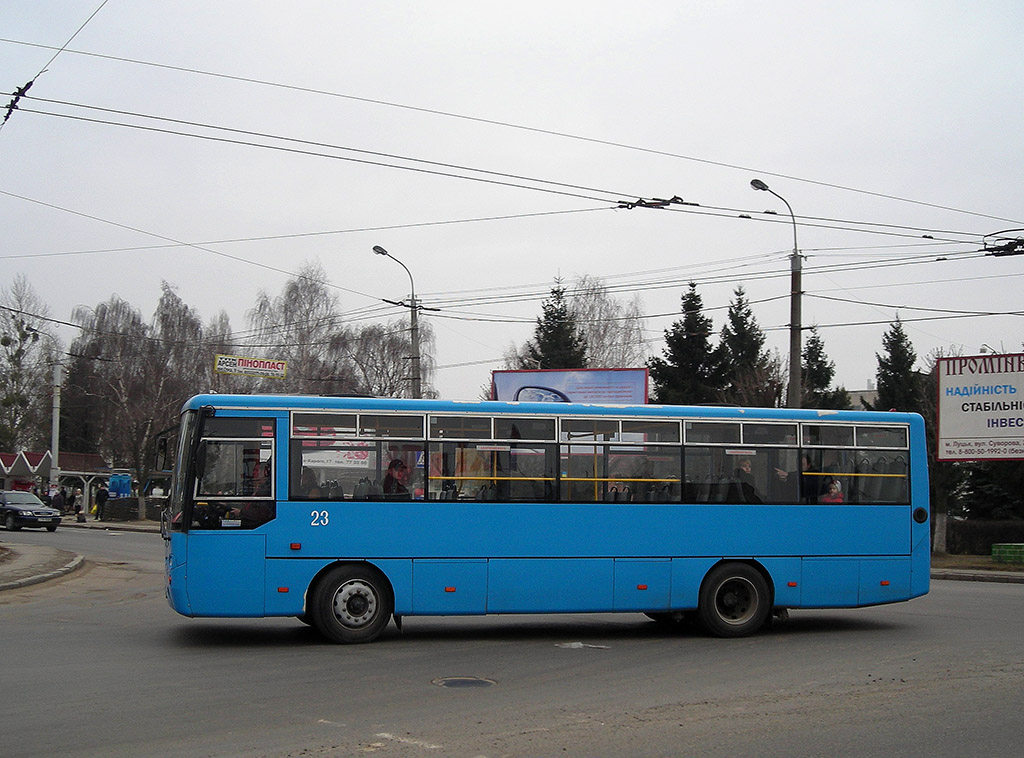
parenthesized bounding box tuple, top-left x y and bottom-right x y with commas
(870, 318, 923, 412)
(649, 283, 719, 404)
(716, 286, 780, 406)
(521, 280, 588, 369)
(801, 326, 850, 409)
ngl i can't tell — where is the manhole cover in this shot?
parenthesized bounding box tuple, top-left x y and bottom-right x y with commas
(432, 676, 496, 688)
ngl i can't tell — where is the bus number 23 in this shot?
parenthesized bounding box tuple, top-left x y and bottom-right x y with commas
(310, 510, 330, 526)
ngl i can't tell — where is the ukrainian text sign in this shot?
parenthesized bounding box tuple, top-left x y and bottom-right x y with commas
(937, 353, 1024, 461)
(214, 354, 288, 380)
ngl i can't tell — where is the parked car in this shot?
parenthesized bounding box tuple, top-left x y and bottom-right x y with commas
(0, 491, 61, 532)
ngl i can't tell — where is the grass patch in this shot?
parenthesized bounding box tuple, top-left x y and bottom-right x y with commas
(932, 552, 1024, 572)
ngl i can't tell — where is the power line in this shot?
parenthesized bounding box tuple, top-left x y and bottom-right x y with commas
(2, 181, 994, 334)
(15, 101, 627, 205)
(0, 188, 380, 303)
(0, 3, 109, 131)
(807, 293, 1024, 319)
(8, 96, 997, 253)
(0, 207, 608, 261)
(1, 35, 1020, 225)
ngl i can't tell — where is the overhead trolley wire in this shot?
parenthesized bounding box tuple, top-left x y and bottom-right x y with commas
(0, 188, 379, 303)
(7, 98, 998, 247)
(1, 2, 109, 131)
(13, 97, 631, 205)
(0, 207, 608, 262)
(1, 35, 1021, 226)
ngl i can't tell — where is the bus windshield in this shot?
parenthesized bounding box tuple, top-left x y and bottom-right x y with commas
(166, 409, 197, 530)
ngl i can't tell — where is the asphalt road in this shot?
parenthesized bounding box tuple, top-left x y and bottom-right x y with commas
(3, 529, 1022, 758)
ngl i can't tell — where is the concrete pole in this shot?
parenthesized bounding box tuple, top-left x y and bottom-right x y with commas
(373, 245, 422, 399)
(751, 179, 802, 408)
(51, 359, 61, 490)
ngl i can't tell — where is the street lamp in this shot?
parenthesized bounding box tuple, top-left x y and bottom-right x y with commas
(372, 245, 422, 399)
(751, 179, 802, 408)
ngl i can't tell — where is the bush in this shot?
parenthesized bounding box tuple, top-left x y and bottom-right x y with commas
(946, 519, 1024, 555)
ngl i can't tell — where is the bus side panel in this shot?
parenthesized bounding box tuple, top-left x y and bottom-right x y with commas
(263, 558, 415, 617)
(613, 558, 671, 611)
(858, 558, 911, 605)
(680, 505, 910, 558)
(268, 503, 911, 560)
(801, 558, 860, 607)
(413, 559, 488, 614)
(668, 557, 719, 609)
(374, 559, 414, 615)
(186, 533, 266, 617)
(759, 557, 803, 607)
(167, 562, 191, 615)
(166, 532, 190, 614)
(909, 414, 931, 599)
(910, 526, 931, 599)
(487, 559, 613, 613)
(264, 558, 329, 616)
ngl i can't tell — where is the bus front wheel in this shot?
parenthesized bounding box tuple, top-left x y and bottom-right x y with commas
(697, 563, 770, 638)
(311, 564, 394, 644)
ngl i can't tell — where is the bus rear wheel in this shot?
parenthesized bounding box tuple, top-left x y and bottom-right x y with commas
(697, 563, 770, 638)
(310, 564, 394, 644)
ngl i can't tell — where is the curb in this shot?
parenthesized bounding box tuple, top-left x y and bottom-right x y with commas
(0, 552, 85, 591)
(58, 519, 161, 534)
(930, 569, 1024, 584)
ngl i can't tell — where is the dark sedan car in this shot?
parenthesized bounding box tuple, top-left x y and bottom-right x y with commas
(0, 491, 61, 532)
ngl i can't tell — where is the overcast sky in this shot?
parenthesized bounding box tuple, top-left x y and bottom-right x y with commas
(2, 1, 1022, 400)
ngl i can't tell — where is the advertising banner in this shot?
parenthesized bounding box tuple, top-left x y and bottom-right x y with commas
(491, 368, 648, 405)
(214, 354, 288, 380)
(937, 353, 1024, 461)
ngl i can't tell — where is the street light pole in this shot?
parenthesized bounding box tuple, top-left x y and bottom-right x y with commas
(27, 326, 62, 493)
(751, 179, 802, 408)
(50, 359, 61, 491)
(372, 245, 422, 399)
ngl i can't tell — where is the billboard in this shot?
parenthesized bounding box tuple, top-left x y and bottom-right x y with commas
(215, 354, 288, 380)
(491, 368, 648, 405)
(937, 353, 1024, 461)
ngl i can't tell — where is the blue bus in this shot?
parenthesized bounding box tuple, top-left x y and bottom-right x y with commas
(162, 394, 930, 643)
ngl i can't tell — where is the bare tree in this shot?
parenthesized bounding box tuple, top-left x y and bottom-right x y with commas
(246, 262, 358, 395)
(0, 274, 56, 451)
(66, 285, 206, 487)
(569, 274, 648, 368)
(202, 310, 251, 394)
(344, 318, 436, 398)
(245, 263, 435, 398)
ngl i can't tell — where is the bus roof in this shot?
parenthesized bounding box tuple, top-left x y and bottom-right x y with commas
(180, 393, 922, 426)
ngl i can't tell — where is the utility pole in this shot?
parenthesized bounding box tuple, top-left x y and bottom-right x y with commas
(751, 179, 802, 408)
(373, 245, 422, 398)
(51, 359, 61, 491)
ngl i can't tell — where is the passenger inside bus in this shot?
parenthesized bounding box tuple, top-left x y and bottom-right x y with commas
(775, 454, 824, 503)
(382, 459, 411, 499)
(299, 467, 321, 498)
(734, 458, 763, 503)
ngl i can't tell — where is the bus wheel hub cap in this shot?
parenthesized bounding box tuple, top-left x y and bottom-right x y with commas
(334, 581, 377, 627)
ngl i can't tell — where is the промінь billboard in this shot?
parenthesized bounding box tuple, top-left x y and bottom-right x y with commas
(937, 353, 1024, 461)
